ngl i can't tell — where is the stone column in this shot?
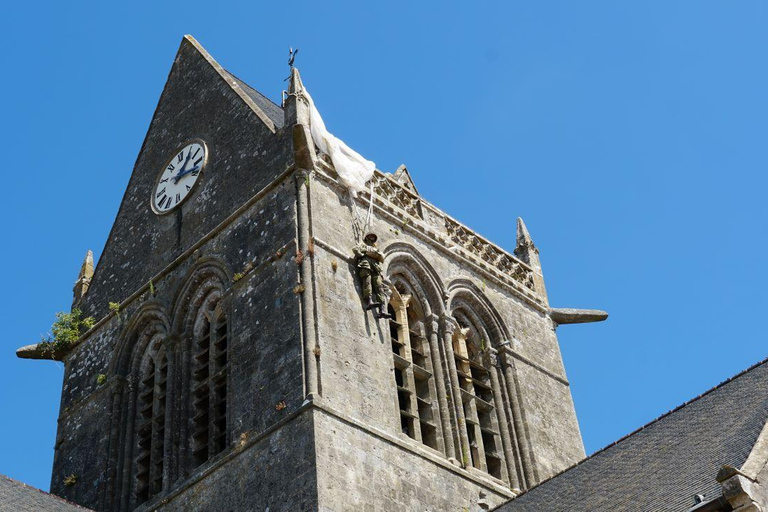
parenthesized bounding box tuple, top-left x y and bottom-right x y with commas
(397, 294, 422, 441)
(500, 346, 537, 487)
(163, 337, 179, 492)
(427, 314, 455, 459)
(119, 375, 138, 511)
(487, 348, 520, 489)
(441, 315, 471, 467)
(295, 169, 318, 399)
(103, 377, 126, 511)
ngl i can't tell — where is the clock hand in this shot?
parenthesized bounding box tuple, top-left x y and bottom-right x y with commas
(173, 165, 200, 184)
(181, 149, 193, 172)
(172, 149, 194, 181)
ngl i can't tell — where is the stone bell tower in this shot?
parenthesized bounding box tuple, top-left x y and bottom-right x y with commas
(18, 35, 606, 511)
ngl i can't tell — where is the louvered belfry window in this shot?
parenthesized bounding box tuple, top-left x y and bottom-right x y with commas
(453, 318, 505, 479)
(191, 300, 228, 469)
(134, 343, 168, 505)
(388, 290, 441, 451)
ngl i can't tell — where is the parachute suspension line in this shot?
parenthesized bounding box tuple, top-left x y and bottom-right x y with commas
(349, 181, 375, 243)
(288, 67, 377, 243)
(364, 181, 375, 234)
(349, 190, 364, 243)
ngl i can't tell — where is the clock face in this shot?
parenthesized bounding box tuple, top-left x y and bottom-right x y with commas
(152, 140, 208, 214)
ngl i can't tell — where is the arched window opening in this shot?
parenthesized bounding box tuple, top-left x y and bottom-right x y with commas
(190, 294, 228, 469)
(388, 285, 441, 451)
(134, 339, 168, 506)
(453, 313, 504, 480)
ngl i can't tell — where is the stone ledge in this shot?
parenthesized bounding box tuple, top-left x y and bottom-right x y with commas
(312, 397, 518, 498)
(34, 166, 298, 365)
(140, 396, 517, 511)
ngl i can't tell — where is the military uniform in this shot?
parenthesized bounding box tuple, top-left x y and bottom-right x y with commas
(353, 234, 390, 318)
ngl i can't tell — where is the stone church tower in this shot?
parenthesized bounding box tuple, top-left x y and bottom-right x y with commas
(19, 36, 604, 511)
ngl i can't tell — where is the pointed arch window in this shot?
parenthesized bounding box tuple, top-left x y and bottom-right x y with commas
(190, 293, 229, 469)
(452, 313, 505, 480)
(388, 287, 441, 451)
(133, 337, 169, 506)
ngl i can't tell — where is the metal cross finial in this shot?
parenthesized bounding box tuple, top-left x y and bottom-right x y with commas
(288, 47, 299, 68)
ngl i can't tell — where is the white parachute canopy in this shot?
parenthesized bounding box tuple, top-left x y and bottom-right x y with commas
(303, 87, 376, 197)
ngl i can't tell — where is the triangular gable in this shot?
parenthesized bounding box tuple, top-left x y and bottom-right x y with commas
(393, 164, 419, 195)
(79, 35, 292, 320)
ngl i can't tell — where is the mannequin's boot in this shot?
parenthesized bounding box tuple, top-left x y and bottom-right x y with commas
(376, 304, 392, 319)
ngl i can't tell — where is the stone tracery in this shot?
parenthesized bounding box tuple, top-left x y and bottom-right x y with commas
(382, 244, 535, 488)
(108, 260, 232, 510)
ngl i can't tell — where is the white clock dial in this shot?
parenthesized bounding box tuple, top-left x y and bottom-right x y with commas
(152, 141, 207, 214)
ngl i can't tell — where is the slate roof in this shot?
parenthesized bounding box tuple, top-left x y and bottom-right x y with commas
(0, 475, 92, 511)
(222, 70, 284, 129)
(496, 358, 768, 512)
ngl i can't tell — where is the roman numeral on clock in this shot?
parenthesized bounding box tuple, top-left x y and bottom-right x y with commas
(154, 143, 206, 214)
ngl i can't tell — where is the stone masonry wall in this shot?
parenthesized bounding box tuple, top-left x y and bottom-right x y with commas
(155, 409, 318, 512)
(51, 174, 306, 510)
(307, 168, 585, 498)
(314, 409, 511, 511)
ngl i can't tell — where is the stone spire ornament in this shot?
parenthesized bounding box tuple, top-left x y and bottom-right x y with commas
(514, 218, 547, 301)
(72, 250, 94, 307)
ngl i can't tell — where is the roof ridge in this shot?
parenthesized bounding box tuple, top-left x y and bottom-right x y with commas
(502, 354, 768, 506)
(182, 35, 277, 133)
(1, 474, 93, 510)
(223, 69, 283, 111)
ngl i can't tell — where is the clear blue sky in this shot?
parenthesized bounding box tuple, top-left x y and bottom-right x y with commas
(1, 1, 766, 492)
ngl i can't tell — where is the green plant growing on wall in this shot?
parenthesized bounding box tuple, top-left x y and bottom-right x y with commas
(109, 302, 121, 321)
(63, 474, 78, 487)
(39, 309, 95, 356)
(148, 278, 156, 297)
(96, 373, 107, 386)
(233, 261, 254, 283)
